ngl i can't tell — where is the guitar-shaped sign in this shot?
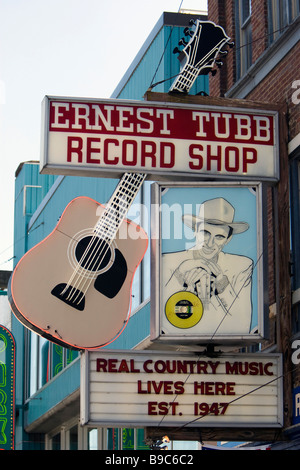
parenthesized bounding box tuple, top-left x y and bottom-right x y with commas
(8, 172, 148, 350)
(169, 19, 233, 94)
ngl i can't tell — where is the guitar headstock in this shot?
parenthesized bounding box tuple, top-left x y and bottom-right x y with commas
(169, 20, 234, 94)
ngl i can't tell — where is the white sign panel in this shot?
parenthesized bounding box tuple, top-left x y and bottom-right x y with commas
(80, 350, 283, 428)
(151, 181, 267, 344)
(41, 96, 279, 181)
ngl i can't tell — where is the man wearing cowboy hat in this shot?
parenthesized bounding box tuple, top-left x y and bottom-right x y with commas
(162, 197, 253, 335)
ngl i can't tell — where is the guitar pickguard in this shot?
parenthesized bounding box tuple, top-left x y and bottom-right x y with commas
(94, 248, 127, 298)
(51, 283, 85, 311)
(51, 248, 128, 311)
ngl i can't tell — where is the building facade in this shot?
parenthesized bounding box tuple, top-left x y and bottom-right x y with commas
(7, 3, 300, 450)
(207, 0, 300, 449)
(8, 11, 208, 450)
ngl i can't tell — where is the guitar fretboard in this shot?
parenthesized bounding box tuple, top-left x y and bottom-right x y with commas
(94, 172, 146, 241)
(170, 64, 199, 93)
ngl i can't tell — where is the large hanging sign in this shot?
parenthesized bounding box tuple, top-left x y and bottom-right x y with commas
(0, 325, 15, 450)
(151, 181, 267, 344)
(80, 350, 283, 429)
(40, 96, 279, 182)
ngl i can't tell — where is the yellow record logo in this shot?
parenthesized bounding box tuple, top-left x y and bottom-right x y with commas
(165, 291, 203, 329)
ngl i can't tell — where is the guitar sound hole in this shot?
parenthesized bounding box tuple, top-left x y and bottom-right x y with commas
(75, 236, 112, 272)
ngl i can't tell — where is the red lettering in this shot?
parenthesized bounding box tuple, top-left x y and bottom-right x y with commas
(160, 142, 175, 168)
(130, 359, 140, 373)
(225, 146, 239, 172)
(103, 138, 119, 165)
(152, 381, 163, 394)
(67, 136, 83, 162)
(108, 359, 118, 372)
(225, 361, 274, 375)
(148, 402, 157, 415)
(137, 380, 147, 394)
(143, 360, 153, 373)
(141, 141, 156, 167)
(207, 145, 222, 171)
(164, 381, 173, 394)
(96, 358, 107, 372)
(158, 402, 170, 416)
(265, 362, 274, 376)
(194, 381, 236, 395)
(122, 139, 137, 166)
(226, 382, 236, 395)
(174, 381, 185, 395)
(243, 147, 257, 172)
(189, 144, 203, 170)
(118, 359, 129, 373)
(148, 402, 179, 416)
(87, 137, 101, 164)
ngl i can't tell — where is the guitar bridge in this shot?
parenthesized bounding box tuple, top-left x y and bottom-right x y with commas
(51, 283, 85, 311)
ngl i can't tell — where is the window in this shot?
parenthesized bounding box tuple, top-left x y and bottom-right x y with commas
(290, 158, 300, 336)
(141, 181, 151, 301)
(235, 0, 252, 79)
(26, 330, 78, 398)
(268, 0, 300, 43)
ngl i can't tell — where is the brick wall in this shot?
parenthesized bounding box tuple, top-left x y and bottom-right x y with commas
(251, 0, 269, 61)
(208, 0, 235, 96)
(208, 0, 300, 141)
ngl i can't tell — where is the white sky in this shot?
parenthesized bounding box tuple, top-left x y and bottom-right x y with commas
(0, 0, 207, 271)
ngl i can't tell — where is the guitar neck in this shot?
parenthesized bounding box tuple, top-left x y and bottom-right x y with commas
(170, 64, 199, 93)
(94, 172, 146, 241)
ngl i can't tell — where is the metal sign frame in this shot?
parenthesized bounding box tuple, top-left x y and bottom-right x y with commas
(150, 181, 268, 345)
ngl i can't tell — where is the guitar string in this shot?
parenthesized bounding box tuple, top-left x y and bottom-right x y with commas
(77, 173, 146, 296)
(176, 36, 229, 90)
(172, 39, 227, 91)
(62, 173, 146, 305)
(70, 175, 144, 302)
(172, 23, 202, 90)
(60, 173, 132, 302)
(59, 179, 128, 298)
(62, 174, 141, 304)
(63, 173, 144, 303)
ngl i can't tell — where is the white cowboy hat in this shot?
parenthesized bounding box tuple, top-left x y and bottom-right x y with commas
(182, 197, 249, 235)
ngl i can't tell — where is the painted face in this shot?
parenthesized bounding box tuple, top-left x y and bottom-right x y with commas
(194, 222, 231, 259)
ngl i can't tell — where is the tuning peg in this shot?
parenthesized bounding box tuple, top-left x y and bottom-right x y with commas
(216, 61, 223, 68)
(219, 50, 228, 56)
(228, 41, 234, 48)
(184, 27, 193, 37)
(210, 69, 217, 76)
(189, 19, 196, 26)
(179, 38, 188, 46)
(173, 47, 181, 55)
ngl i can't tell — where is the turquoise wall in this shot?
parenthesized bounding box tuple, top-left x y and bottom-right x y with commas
(115, 25, 209, 99)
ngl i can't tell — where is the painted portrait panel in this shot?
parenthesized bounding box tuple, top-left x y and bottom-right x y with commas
(151, 182, 266, 343)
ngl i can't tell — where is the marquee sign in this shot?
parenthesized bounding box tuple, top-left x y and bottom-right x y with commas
(0, 325, 15, 450)
(40, 96, 279, 182)
(151, 181, 267, 344)
(80, 350, 283, 429)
